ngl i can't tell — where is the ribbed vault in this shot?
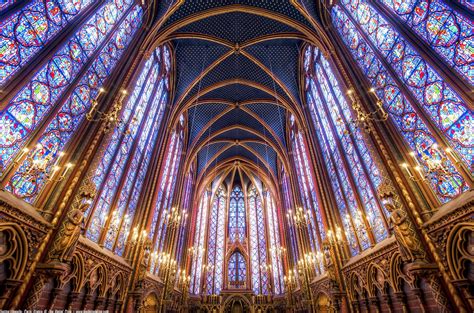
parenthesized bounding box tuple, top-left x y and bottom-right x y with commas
(144, 0, 329, 191)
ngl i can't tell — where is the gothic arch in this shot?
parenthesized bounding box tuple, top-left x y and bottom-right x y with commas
(366, 263, 390, 298)
(314, 292, 331, 313)
(347, 272, 367, 303)
(446, 222, 474, 282)
(222, 294, 252, 313)
(389, 252, 405, 293)
(226, 249, 248, 290)
(0, 223, 28, 281)
(107, 272, 126, 301)
(82, 263, 108, 297)
(67, 252, 85, 293)
(142, 291, 160, 313)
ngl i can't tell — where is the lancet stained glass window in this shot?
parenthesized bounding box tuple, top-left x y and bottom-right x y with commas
(190, 179, 285, 296)
(205, 186, 226, 295)
(289, 123, 326, 259)
(379, 0, 473, 85)
(248, 184, 269, 295)
(190, 191, 209, 294)
(266, 192, 284, 294)
(0, 0, 95, 86)
(83, 46, 169, 253)
(176, 173, 193, 265)
(332, 4, 469, 203)
(281, 172, 299, 262)
(304, 46, 390, 252)
(3, 2, 143, 203)
(149, 126, 185, 274)
(228, 185, 246, 242)
(228, 251, 246, 288)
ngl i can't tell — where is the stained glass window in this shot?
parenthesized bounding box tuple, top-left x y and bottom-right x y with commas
(340, 1, 473, 175)
(228, 185, 246, 242)
(380, 0, 473, 86)
(191, 180, 284, 295)
(82, 46, 169, 253)
(332, 4, 469, 203)
(248, 184, 269, 295)
(290, 126, 326, 259)
(190, 191, 209, 294)
(281, 172, 299, 262)
(266, 192, 284, 294)
(205, 186, 226, 295)
(304, 46, 392, 252)
(0, 0, 95, 86)
(228, 251, 246, 289)
(148, 125, 185, 273)
(3, 3, 143, 203)
(176, 173, 193, 265)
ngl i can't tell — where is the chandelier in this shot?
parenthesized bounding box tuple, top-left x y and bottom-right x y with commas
(164, 207, 188, 228)
(326, 226, 344, 246)
(86, 88, 134, 134)
(401, 144, 458, 183)
(337, 88, 388, 134)
(286, 207, 312, 228)
(15, 143, 73, 183)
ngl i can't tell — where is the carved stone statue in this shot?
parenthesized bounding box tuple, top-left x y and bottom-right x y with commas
(137, 239, 152, 289)
(49, 187, 95, 263)
(391, 208, 426, 262)
(378, 183, 426, 263)
(322, 241, 336, 282)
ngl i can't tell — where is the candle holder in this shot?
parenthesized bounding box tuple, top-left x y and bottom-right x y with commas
(86, 88, 136, 134)
(336, 88, 388, 135)
(14, 143, 73, 184)
(401, 144, 458, 183)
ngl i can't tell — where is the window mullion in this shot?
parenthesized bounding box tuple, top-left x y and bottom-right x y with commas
(308, 88, 364, 252)
(318, 62, 390, 233)
(338, 4, 471, 181)
(84, 56, 155, 233)
(312, 73, 377, 246)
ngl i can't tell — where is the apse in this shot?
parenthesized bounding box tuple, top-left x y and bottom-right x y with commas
(189, 164, 285, 296)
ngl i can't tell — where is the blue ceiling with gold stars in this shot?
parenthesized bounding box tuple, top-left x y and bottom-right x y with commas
(154, 0, 321, 179)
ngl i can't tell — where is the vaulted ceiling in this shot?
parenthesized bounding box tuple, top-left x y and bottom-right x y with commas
(146, 0, 330, 190)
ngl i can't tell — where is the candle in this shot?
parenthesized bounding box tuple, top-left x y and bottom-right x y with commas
(402, 163, 414, 179)
(445, 147, 456, 161)
(54, 151, 64, 167)
(409, 151, 421, 167)
(61, 163, 73, 178)
(415, 166, 423, 177)
(120, 89, 128, 101)
(51, 166, 60, 176)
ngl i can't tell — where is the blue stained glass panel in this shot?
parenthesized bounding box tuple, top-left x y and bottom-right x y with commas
(0, 0, 134, 171)
(190, 193, 209, 294)
(380, 0, 473, 85)
(340, 0, 473, 174)
(0, 0, 95, 86)
(205, 187, 226, 294)
(6, 5, 142, 203)
(228, 186, 246, 242)
(228, 252, 246, 287)
(332, 5, 468, 203)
